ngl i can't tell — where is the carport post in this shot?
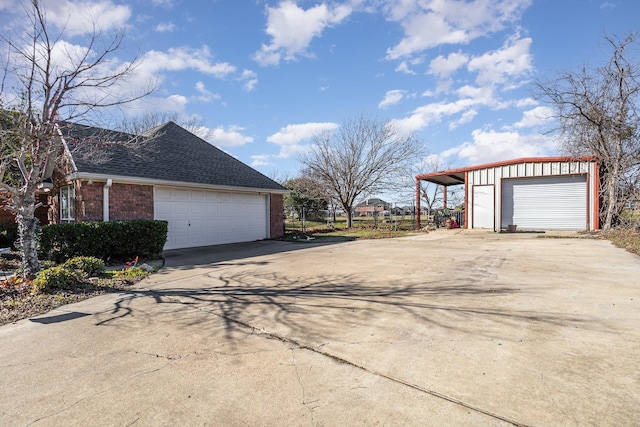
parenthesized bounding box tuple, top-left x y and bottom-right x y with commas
(415, 177, 421, 229)
(443, 185, 447, 209)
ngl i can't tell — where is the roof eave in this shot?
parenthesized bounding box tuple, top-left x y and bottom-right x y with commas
(416, 156, 598, 182)
(68, 172, 290, 194)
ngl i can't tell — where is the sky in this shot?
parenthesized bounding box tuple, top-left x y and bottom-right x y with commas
(1, 0, 639, 202)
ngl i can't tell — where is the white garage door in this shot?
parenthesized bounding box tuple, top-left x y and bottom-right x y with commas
(155, 187, 268, 250)
(501, 175, 587, 230)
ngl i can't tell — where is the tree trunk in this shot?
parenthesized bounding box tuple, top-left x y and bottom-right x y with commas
(15, 191, 41, 278)
(603, 166, 620, 230)
(345, 205, 353, 228)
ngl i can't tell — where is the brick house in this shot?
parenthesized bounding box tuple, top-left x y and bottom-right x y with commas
(7, 121, 288, 250)
(354, 198, 390, 217)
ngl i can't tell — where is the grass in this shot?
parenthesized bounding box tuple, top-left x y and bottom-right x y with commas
(284, 215, 421, 242)
(597, 229, 640, 257)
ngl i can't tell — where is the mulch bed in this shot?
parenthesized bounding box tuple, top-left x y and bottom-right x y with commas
(0, 277, 140, 326)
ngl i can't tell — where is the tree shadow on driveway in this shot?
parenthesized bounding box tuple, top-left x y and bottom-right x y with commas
(95, 269, 601, 346)
(159, 240, 344, 271)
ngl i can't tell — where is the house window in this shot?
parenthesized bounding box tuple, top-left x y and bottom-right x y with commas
(60, 185, 75, 222)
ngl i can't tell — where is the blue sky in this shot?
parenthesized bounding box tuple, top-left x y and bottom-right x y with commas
(1, 0, 639, 194)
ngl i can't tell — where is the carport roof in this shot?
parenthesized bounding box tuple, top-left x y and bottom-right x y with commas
(416, 156, 597, 186)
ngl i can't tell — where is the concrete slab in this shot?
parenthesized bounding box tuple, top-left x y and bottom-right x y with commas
(1, 231, 639, 426)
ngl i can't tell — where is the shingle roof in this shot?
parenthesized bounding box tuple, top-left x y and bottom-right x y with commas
(60, 121, 287, 192)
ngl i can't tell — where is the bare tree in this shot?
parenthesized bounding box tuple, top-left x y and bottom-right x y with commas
(536, 33, 640, 229)
(299, 115, 427, 228)
(0, 0, 155, 277)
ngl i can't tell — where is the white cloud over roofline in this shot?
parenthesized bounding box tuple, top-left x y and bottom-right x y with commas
(205, 125, 254, 148)
(267, 122, 339, 159)
(267, 122, 339, 145)
(442, 128, 554, 165)
(251, 154, 272, 167)
(513, 106, 554, 128)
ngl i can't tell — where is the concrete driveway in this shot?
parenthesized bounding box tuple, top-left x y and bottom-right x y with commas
(1, 230, 639, 426)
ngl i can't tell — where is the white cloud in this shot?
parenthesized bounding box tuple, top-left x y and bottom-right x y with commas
(151, 0, 175, 6)
(268, 122, 338, 145)
(194, 81, 220, 103)
(455, 84, 498, 106)
(448, 109, 477, 129)
(267, 122, 339, 158)
(429, 51, 469, 79)
(391, 85, 500, 134)
(391, 99, 475, 133)
(205, 125, 254, 148)
(395, 61, 416, 74)
(239, 69, 258, 92)
(251, 154, 272, 167)
(129, 94, 188, 115)
(155, 22, 176, 32)
(378, 90, 406, 109)
(515, 97, 538, 108)
(45, 0, 132, 36)
(140, 46, 236, 79)
(0, 0, 14, 10)
(384, 0, 532, 59)
(253, 0, 352, 66)
(444, 128, 552, 164)
(514, 106, 554, 128)
(468, 36, 533, 86)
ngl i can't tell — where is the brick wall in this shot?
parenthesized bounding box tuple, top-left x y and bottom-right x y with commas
(0, 193, 50, 226)
(108, 183, 154, 220)
(76, 182, 103, 222)
(270, 193, 284, 239)
(0, 208, 15, 227)
(53, 181, 154, 223)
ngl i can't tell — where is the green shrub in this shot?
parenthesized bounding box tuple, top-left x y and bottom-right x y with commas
(63, 256, 106, 277)
(32, 266, 80, 293)
(39, 220, 168, 263)
(113, 266, 150, 281)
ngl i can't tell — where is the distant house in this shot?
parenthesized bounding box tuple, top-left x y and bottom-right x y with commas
(354, 198, 390, 217)
(1, 121, 289, 250)
(391, 206, 415, 216)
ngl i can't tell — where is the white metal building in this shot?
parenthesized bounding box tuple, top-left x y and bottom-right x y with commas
(416, 157, 599, 231)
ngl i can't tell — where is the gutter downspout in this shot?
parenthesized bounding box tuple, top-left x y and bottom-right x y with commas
(103, 179, 112, 222)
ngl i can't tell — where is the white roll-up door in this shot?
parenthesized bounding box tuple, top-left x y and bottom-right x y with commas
(155, 187, 268, 250)
(501, 175, 587, 230)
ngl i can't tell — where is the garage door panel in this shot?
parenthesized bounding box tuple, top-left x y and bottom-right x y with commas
(502, 176, 586, 230)
(155, 186, 268, 250)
